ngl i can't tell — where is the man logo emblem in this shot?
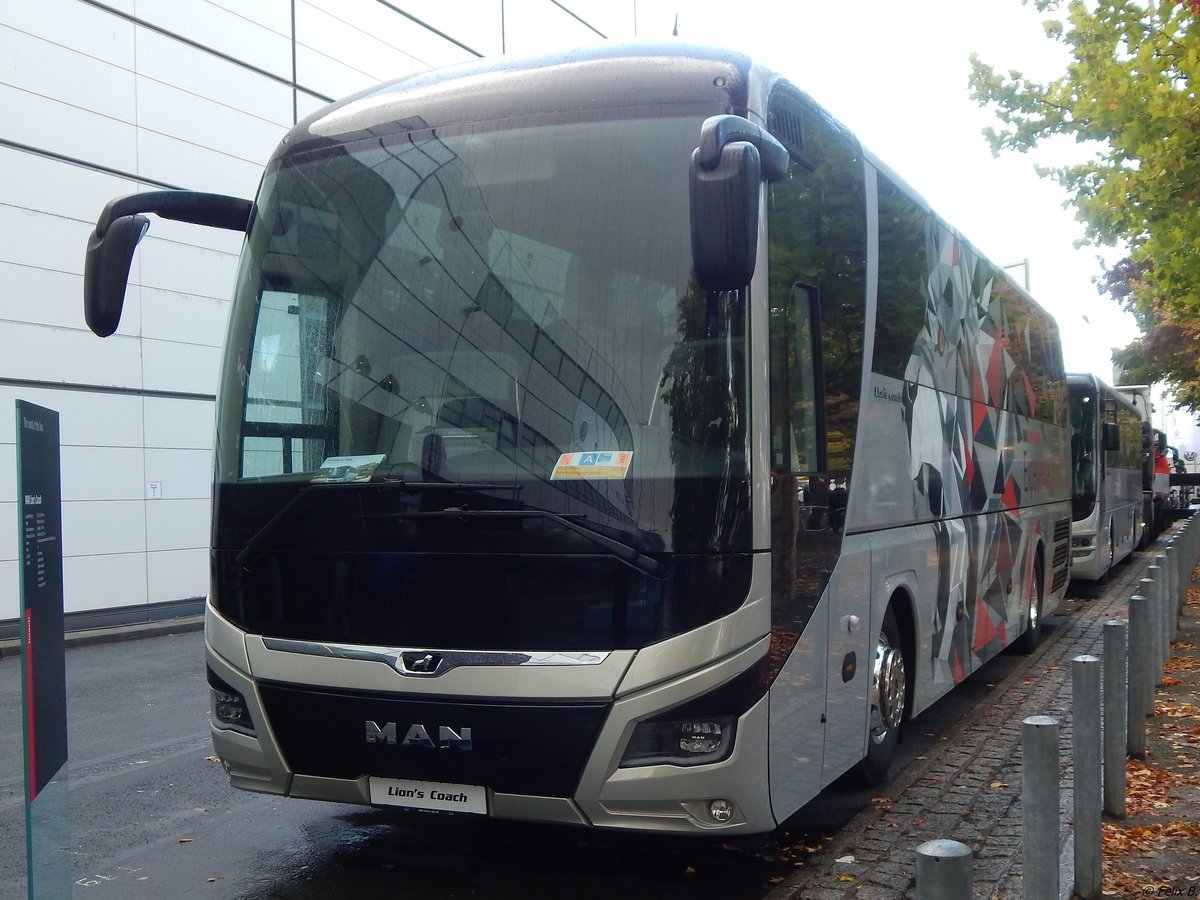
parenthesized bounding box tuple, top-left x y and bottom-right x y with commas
(400, 652, 443, 674)
(365, 721, 472, 750)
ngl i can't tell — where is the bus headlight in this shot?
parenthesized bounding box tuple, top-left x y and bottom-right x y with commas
(207, 667, 255, 735)
(619, 716, 736, 767)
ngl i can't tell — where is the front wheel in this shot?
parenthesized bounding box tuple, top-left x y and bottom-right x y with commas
(856, 607, 908, 786)
(1016, 556, 1045, 654)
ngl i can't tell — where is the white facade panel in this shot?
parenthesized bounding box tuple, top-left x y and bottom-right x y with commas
(295, 3, 421, 86)
(0, 505, 12, 591)
(136, 236, 240, 302)
(135, 27, 294, 127)
(0, 501, 12, 572)
(502, 0, 608, 56)
(140, 287, 229, 348)
(141, 339, 222, 396)
(563, 1, 631, 38)
(204, 0, 292, 37)
(383, 0, 503, 59)
(0, 387, 144, 449)
(144, 448, 212, 500)
(136, 75, 286, 167)
(294, 44, 381, 105)
(0, 84, 138, 175)
(296, 90, 332, 121)
(61, 446, 145, 502)
(0, 560, 17, 620)
(135, 129, 264, 199)
(0, 321, 145, 388)
(145, 498, 210, 552)
(63, 499, 146, 557)
(132, 0, 293, 81)
(139, 215, 247, 256)
(0, 263, 83, 331)
(4, 0, 135, 65)
(143, 397, 215, 450)
(299, 0, 459, 69)
(1, 25, 136, 123)
(0, 203, 92, 276)
(0, 445, 13, 502)
(0, 0, 634, 627)
(0, 148, 137, 228)
(64, 552, 148, 613)
(147, 548, 208, 604)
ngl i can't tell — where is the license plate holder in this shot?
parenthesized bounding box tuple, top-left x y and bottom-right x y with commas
(368, 777, 488, 815)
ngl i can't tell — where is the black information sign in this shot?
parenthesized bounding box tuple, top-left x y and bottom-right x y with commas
(17, 401, 67, 802)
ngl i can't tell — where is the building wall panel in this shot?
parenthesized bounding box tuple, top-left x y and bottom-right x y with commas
(147, 547, 208, 604)
(0, 84, 137, 175)
(0, 0, 636, 627)
(131, 0, 293, 81)
(143, 397, 216, 450)
(145, 498, 210, 552)
(63, 552, 148, 613)
(4, 0, 135, 65)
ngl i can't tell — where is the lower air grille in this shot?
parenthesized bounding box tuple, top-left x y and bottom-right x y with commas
(259, 683, 610, 798)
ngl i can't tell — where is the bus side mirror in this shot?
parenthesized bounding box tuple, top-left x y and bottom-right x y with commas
(690, 142, 760, 291)
(1103, 422, 1120, 452)
(690, 115, 789, 292)
(82, 190, 252, 337)
(84, 214, 150, 337)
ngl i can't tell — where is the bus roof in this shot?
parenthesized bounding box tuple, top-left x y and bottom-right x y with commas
(291, 42, 760, 153)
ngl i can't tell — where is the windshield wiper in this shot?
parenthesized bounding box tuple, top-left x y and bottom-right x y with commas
(368, 507, 664, 579)
(235, 479, 522, 570)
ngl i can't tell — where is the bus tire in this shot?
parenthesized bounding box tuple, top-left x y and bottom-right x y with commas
(856, 606, 907, 786)
(1016, 554, 1045, 654)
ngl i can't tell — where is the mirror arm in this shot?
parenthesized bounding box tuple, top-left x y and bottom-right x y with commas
(94, 191, 253, 238)
(694, 115, 789, 182)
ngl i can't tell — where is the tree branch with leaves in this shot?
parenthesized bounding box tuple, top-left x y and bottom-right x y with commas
(969, 0, 1200, 411)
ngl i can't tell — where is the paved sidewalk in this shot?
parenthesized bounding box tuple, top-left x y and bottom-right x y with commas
(768, 536, 1192, 900)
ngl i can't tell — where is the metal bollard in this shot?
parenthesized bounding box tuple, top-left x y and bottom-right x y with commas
(1164, 546, 1179, 641)
(915, 839, 973, 899)
(1142, 572, 1163, 686)
(1187, 521, 1198, 574)
(1073, 656, 1102, 899)
(1127, 594, 1151, 758)
(1171, 542, 1182, 615)
(1022, 716, 1060, 900)
(1103, 620, 1127, 817)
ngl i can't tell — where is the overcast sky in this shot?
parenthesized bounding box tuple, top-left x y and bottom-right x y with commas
(629, 0, 1138, 382)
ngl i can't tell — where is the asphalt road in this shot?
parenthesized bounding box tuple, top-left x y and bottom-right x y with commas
(0, 618, 1052, 900)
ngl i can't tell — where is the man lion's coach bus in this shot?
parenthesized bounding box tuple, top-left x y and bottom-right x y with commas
(82, 43, 1071, 834)
(1069, 373, 1144, 581)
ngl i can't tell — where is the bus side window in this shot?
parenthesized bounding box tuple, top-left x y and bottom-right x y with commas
(769, 282, 824, 478)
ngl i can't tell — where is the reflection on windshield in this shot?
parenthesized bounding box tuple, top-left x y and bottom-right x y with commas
(1070, 386, 1097, 518)
(217, 115, 751, 551)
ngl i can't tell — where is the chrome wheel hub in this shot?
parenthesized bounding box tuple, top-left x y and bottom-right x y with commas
(869, 637, 906, 742)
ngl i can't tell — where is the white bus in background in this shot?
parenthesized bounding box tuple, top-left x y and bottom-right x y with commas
(81, 44, 1072, 834)
(1116, 383, 1168, 546)
(1070, 374, 1144, 580)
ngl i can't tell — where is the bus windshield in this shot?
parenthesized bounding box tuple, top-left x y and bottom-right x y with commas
(216, 114, 751, 556)
(1069, 381, 1097, 519)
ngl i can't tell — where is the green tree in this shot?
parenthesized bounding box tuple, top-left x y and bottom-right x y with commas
(969, 0, 1200, 409)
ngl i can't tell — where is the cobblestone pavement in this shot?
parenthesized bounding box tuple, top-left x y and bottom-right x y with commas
(768, 531, 1195, 900)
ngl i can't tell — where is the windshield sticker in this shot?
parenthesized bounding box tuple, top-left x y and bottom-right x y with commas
(312, 455, 386, 483)
(550, 451, 632, 481)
